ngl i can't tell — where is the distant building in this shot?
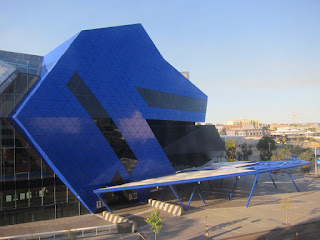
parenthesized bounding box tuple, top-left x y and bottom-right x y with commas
(304, 141, 320, 148)
(215, 124, 225, 132)
(259, 123, 271, 129)
(180, 71, 190, 80)
(226, 129, 270, 138)
(270, 123, 289, 131)
(224, 124, 243, 131)
(227, 119, 259, 129)
(271, 127, 304, 141)
(271, 127, 320, 142)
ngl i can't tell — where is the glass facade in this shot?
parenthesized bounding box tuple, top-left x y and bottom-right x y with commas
(0, 50, 42, 118)
(0, 51, 85, 226)
(0, 50, 42, 76)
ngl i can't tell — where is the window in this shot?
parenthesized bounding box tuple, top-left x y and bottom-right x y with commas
(20, 192, 26, 200)
(6, 195, 12, 202)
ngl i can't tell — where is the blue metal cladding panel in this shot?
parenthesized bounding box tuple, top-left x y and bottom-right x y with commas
(12, 24, 208, 213)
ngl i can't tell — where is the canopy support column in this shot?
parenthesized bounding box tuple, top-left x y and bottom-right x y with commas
(268, 172, 277, 188)
(229, 176, 239, 201)
(207, 180, 214, 190)
(169, 185, 186, 211)
(186, 185, 206, 210)
(246, 173, 259, 207)
(286, 169, 300, 192)
(96, 193, 113, 213)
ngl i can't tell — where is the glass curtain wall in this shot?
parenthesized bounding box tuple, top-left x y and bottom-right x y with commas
(0, 119, 85, 226)
(0, 51, 86, 226)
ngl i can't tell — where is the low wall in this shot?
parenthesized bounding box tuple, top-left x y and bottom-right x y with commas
(101, 211, 137, 233)
(148, 199, 182, 216)
(102, 211, 128, 223)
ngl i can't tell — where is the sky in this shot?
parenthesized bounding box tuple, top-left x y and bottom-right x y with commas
(0, 0, 319, 124)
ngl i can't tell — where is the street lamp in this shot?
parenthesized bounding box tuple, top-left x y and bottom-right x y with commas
(268, 142, 272, 159)
(315, 147, 318, 175)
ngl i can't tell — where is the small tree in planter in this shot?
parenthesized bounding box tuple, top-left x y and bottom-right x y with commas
(145, 208, 162, 240)
(280, 193, 292, 226)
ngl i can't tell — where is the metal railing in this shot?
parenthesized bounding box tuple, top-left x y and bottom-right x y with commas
(0, 224, 117, 240)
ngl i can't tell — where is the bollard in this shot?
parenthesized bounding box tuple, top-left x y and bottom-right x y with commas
(205, 215, 209, 239)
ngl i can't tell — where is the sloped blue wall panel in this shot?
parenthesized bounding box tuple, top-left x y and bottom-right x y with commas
(12, 24, 208, 213)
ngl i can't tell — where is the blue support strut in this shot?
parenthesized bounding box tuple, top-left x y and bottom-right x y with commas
(286, 169, 300, 192)
(207, 180, 214, 190)
(169, 185, 186, 211)
(96, 193, 113, 213)
(247, 173, 259, 207)
(229, 176, 239, 201)
(186, 185, 206, 210)
(268, 172, 277, 188)
(196, 185, 206, 205)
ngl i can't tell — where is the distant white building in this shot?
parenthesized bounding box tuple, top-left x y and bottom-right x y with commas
(226, 129, 270, 138)
(180, 71, 190, 80)
(227, 119, 259, 129)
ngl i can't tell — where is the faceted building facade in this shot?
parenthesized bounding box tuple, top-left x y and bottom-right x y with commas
(0, 24, 224, 225)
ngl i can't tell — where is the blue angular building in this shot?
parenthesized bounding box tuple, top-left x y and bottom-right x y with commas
(0, 24, 224, 225)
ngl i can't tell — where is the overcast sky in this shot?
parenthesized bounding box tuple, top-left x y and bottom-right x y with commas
(0, 0, 319, 124)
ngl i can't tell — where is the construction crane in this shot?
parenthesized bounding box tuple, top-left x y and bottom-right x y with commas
(288, 112, 302, 126)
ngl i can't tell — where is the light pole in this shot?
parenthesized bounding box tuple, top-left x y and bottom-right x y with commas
(315, 147, 318, 175)
(268, 142, 271, 159)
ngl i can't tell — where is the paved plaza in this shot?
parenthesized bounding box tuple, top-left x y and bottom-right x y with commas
(1, 170, 320, 239)
(122, 170, 320, 239)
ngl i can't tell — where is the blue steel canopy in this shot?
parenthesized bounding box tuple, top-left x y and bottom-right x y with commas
(93, 160, 309, 212)
(94, 160, 309, 193)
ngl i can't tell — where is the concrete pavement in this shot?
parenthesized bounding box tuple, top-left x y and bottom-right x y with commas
(1, 170, 320, 239)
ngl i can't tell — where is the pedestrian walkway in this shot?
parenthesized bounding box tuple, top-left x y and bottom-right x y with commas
(1, 171, 320, 239)
(136, 172, 320, 239)
(0, 214, 108, 238)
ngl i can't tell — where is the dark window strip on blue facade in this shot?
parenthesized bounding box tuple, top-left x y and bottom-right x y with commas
(67, 72, 110, 119)
(136, 87, 207, 113)
(67, 72, 138, 174)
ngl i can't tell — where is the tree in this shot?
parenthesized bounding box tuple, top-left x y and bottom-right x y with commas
(280, 193, 292, 226)
(271, 145, 292, 161)
(145, 208, 162, 240)
(218, 131, 226, 136)
(257, 137, 276, 160)
(300, 164, 310, 175)
(237, 143, 253, 161)
(299, 148, 315, 164)
(280, 137, 287, 144)
(225, 139, 236, 162)
(297, 138, 301, 146)
(291, 145, 303, 155)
